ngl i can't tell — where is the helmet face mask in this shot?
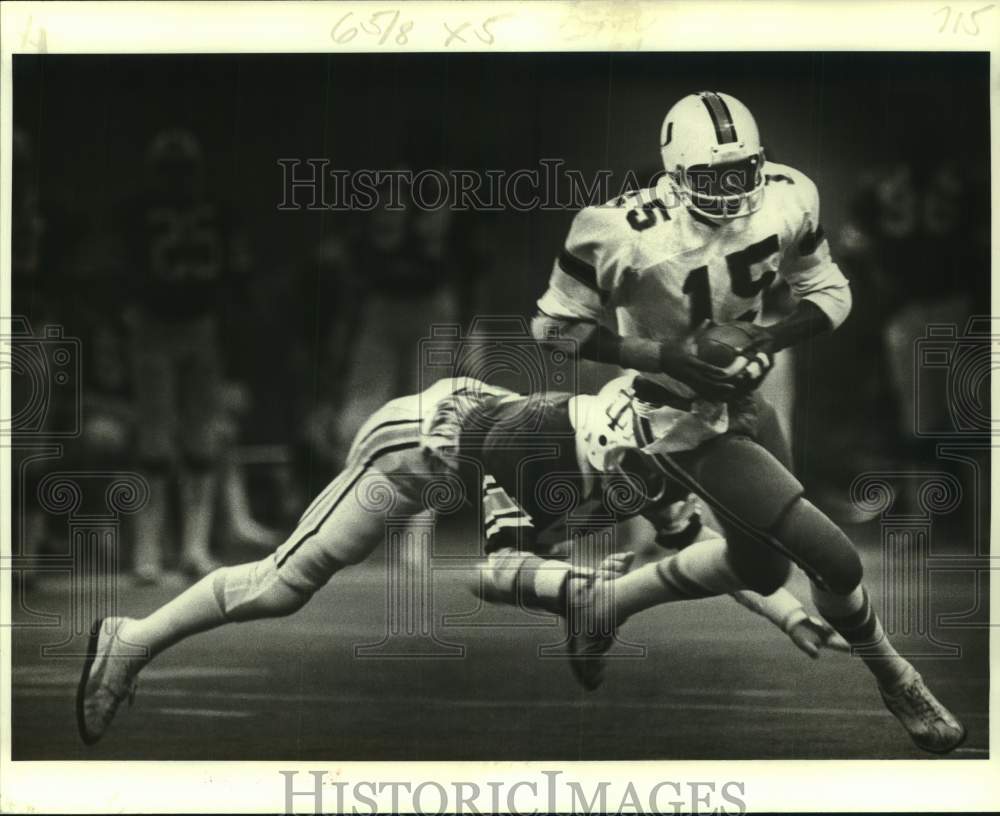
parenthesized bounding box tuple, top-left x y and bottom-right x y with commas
(680, 152, 766, 219)
(660, 91, 767, 221)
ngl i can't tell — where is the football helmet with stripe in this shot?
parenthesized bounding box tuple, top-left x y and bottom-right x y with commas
(660, 91, 765, 221)
(573, 374, 727, 474)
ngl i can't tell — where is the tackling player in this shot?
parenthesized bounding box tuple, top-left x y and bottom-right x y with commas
(531, 91, 965, 753)
(77, 377, 839, 746)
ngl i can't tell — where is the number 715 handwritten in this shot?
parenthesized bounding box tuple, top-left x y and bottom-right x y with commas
(935, 4, 994, 34)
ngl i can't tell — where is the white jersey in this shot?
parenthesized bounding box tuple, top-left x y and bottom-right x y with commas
(537, 161, 851, 405)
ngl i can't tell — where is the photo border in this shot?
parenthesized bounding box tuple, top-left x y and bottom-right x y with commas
(1, 0, 997, 812)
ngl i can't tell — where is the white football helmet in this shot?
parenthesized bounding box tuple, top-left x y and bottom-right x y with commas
(575, 373, 729, 473)
(575, 376, 647, 473)
(660, 91, 765, 220)
(573, 376, 705, 531)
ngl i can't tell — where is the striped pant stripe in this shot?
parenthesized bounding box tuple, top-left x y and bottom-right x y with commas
(297, 419, 421, 528)
(278, 420, 422, 569)
(276, 466, 366, 568)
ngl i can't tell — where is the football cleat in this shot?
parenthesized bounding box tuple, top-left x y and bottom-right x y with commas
(879, 668, 967, 754)
(566, 551, 635, 691)
(76, 617, 142, 745)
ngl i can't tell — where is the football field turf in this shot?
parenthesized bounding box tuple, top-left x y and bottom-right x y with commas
(11, 541, 989, 761)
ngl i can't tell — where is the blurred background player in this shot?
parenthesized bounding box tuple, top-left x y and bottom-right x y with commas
(116, 128, 253, 582)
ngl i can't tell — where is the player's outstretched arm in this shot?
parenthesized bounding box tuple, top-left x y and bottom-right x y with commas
(729, 587, 850, 659)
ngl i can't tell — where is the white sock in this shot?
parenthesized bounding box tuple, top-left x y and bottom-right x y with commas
(116, 572, 227, 665)
(598, 536, 745, 625)
(812, 584, 912, 689)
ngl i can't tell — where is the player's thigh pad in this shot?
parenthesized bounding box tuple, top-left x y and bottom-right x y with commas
(685, 434, 803, 530)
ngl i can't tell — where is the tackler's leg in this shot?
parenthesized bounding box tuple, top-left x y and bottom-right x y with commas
(76, 458, 416, 746)
(474, 545, 635, 691)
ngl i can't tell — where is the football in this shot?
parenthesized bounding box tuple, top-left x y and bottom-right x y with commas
(694, 322, 756, 368)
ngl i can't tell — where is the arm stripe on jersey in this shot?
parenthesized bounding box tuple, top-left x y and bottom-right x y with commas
(557, 249, 601, 293)
(798, 224, 826, 256)
(699, 91, 738, 145)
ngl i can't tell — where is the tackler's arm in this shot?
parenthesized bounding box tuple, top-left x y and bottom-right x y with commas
(730, 587, 850, 659)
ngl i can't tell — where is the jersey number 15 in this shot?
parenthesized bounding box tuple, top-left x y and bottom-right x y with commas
(681, 234, 778, 327)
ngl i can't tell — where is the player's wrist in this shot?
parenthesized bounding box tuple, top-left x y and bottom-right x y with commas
(614, 336, 664, 373)
(766, 301, 831, 352)
(656, 340, 688, 374)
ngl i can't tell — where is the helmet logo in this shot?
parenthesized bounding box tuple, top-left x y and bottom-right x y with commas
(604, 388, 636, 432)
(699, 91, 738, 145)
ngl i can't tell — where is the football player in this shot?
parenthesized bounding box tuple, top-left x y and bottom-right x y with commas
(531, 91, 965, 753)
(119, 129, 252, 582)
(77, 376, 838, 746)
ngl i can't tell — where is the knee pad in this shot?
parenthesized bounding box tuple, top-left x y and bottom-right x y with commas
(771, 498, 863, 594)
(212, 558, 313, 622)
(724, 529, 792, 595)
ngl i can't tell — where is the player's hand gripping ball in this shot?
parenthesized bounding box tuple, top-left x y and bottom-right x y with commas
(694, 321, 775, 392)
